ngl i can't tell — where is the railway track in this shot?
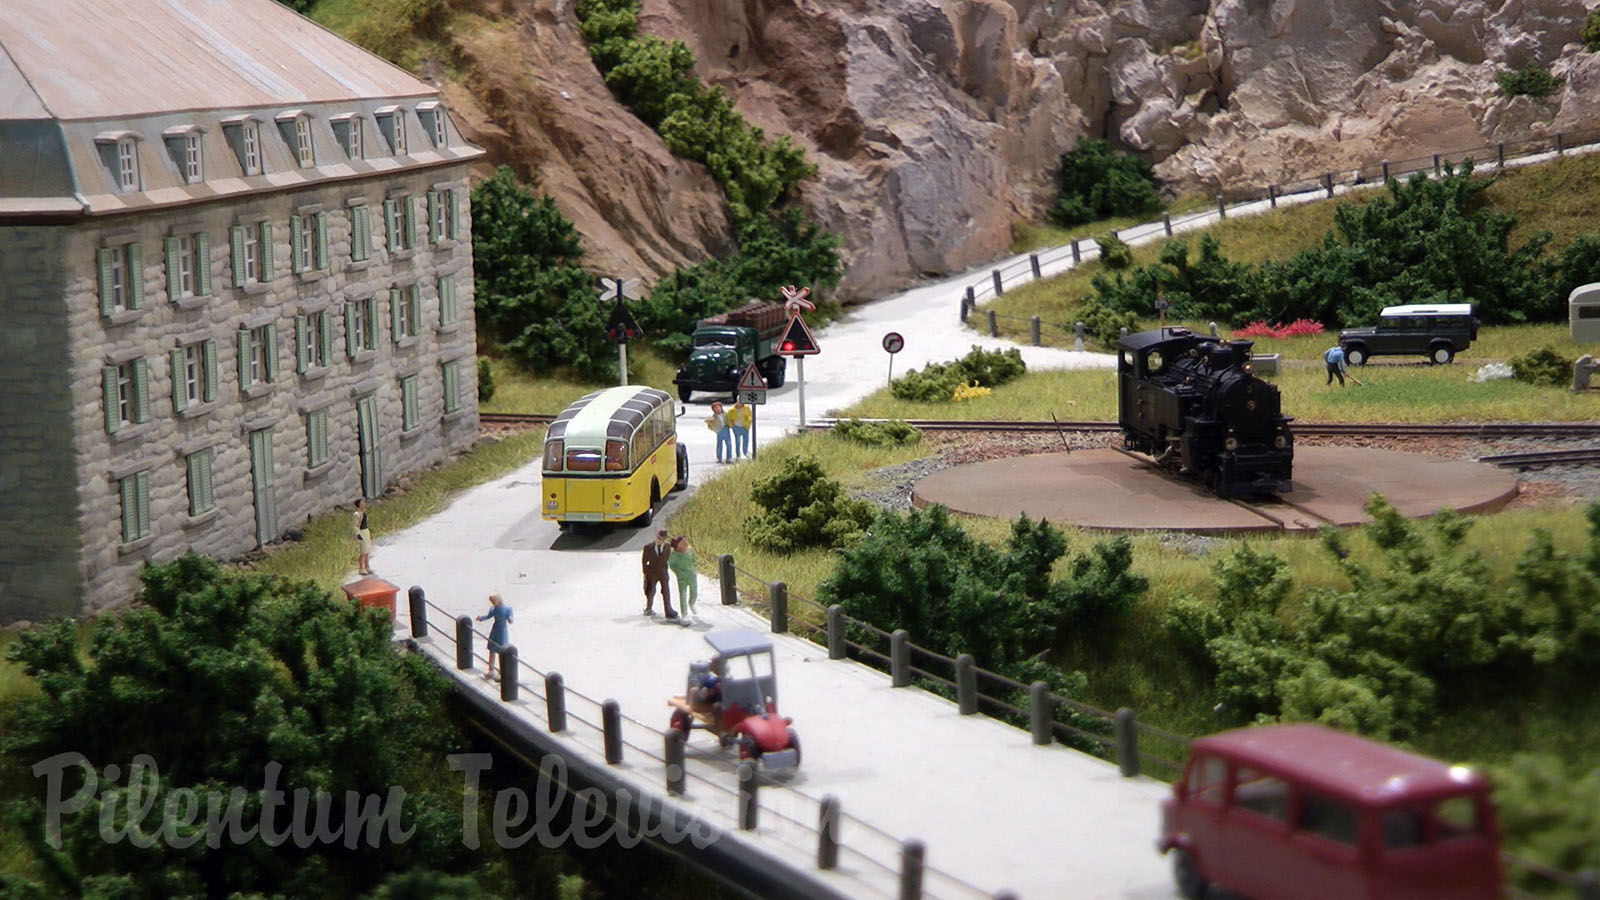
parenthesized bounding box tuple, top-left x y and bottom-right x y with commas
(1477, 448, 1600, 469)
(479, 412, 556, 426)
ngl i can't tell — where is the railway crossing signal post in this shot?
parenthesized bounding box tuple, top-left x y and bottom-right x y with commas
(599, 277, 644, 385)
(777, 286, 820, 426)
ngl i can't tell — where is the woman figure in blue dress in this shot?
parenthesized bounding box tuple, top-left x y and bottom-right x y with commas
(477, 592, 513, 681)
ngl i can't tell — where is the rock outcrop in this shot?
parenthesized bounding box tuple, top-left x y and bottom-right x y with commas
(440, 0, 1600, 302)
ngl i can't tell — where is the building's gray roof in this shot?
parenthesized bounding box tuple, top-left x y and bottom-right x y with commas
(0, 0, 435, 121)
(0, 0, 482, 219)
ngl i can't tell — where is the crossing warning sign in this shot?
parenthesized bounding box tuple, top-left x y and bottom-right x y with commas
(738, 364, 767, 393)
(776, 315, 820, 356)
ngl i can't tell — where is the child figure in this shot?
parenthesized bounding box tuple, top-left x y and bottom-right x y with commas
(668, 535, 698, 619)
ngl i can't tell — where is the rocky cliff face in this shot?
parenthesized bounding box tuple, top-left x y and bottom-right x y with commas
(443, 0, 1600, 302)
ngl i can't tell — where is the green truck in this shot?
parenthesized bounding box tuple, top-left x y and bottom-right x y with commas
(673, 301, 789, 402)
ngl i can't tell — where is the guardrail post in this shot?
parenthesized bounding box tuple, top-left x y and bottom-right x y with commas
(1382, 161, 1391, 181)
(500, 646, 519, 702)
(769, 581, 788, 634)
(455, 616, 473, 670)
(1120, 326, 1129, 339)
(665, 729, 685, 796)
(1163, 212, 1172, 235)
(1074, 321, 1085, 351)
(545, 673, 566, 732)
(986, 309, 998, 338)
(991, 269, 1004, 297)
(1030, 316, 1041, 346)
(1071, 239, 1080, 263)
(827, 605, 846, 659)
(818, 795, 842, 869)
(1029, 682, 1051, 745)
(718, 554, 737, 605)
(1323, 171, 1334, 197)
(1556, 132, 1565, 155)
(891, 629, 910, 687)
(738, 761, 758, 830)
(1496, 143, 1505, 168)
(956, 654, 977, 715)
(1432, 153, 1441, 175)
(1267, 184, 1277, 208)
(408, 586, 428, 638)
(1115, 707, 1140, 777)
(1216, 194, 1226, 219)
(900, 839, 925, 900)
(603, 699, 623, 764)
(961, 287, 973, 323)
(1029, 253, 1041, 278)
(1575, 869, 1597, 900)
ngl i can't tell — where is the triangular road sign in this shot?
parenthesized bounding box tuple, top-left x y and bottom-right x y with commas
(738, 364, 767, 392)
(775, 315, 820, 356)
(603, 299, 643, 343)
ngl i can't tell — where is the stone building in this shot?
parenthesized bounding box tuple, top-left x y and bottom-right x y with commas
(0, 0, 484, 619)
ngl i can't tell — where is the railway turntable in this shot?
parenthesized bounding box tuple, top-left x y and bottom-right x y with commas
(910, 446, 1519, 534)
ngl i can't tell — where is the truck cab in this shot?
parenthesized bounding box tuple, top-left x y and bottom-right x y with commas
(673, 301, 789, 401)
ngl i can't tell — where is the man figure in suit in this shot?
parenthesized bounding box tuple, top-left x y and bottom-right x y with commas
(642, 528, 677, 619)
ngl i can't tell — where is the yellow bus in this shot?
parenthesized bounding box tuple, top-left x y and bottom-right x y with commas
(542, 386, 687, 528)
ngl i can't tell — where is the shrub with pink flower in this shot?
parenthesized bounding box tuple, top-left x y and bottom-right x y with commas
(1233, 319, 1325, 339)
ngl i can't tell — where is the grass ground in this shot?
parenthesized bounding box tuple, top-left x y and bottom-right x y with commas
(479, 350, 681, 415)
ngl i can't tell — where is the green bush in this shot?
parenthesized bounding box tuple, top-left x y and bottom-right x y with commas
(1496, 65, 1563, 98)
(1076, 295, 1141, 348)
(890, 346, 1026, 402)
(1585, 10, 1600, 52)
(476, 357, 495, 403)
(1509, 345, 1572, 387)
(1047, 138, 1163, 227)
(1492, 753, 1600, 881)
(743, 456, 875, 553)
(1097, 232, 1134, 270)
(833, 418, 923, 447)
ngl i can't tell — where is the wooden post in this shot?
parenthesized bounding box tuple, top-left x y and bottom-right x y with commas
(827, 605, 845, 660)
(719, 554, 737, 605)
(408, 585, 428, 638)
(818, 795, 841, 870)
(987, 309, 998, 338)
(1115, 707, 1140, 777)
(665, 730, 685, 796)
(1029, 681, 1051, 745)
(900, 839, 925, 900)
(1029, 253, 1041, 278)
(956, 653, 977, 715)
(891, 629, 910, 687)
(1163, 212, 1172, 235)
(738, 762, 758, 830)
(1268, 184, 1277, 208)
(1030, 316, 1041, 346)
(1216, 194, 1226, 219)
(455, 616, 473, 670)
(769, 581, 788, 634)
(602, 699, 623, 764)
(545, 673, 567, 732)
(500, 646, 519, 702)
(992, 269, 1004, 297)
(1323, 172, 1334, 197)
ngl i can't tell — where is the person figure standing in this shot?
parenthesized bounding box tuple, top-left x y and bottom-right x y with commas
(707, 401, 732, 463)
(642, 528, 678, 619)
(353, 498, 372, 575)
(729, 399, 752, 459)
(1324, 344, 1348, 386)
(668, 535, 698, 620)
(477, 593, 513, 681)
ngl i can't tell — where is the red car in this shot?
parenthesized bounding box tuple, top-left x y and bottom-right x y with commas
(1160, 723, 1501, 899)
(667, 628, 800, 772)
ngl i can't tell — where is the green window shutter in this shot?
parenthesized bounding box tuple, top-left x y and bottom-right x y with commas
(305, 414, 317, 467)
(131, 357, 150, 423)
(318, 312, 333, 365)
(295, 315, 309, 373)
(407, 286, 420, 335)
(102, 365, 120, 434)
(264, 323, 279, 382)
(352, 206, 368, 261)
(165, 236, 181, 301)
(121, 475, 137, 542)
(445, 274, 457, 324)
(187, 453, 202, 516)
(135, 471, 150, 539)
(97, 248, 116, 315)
(195, 232, 212, 296)
(427, 191, 441, 243)
(315, 212, 329, 269)
(230, 226, 246, 288)
(289, 216, 304, 273)
(406, 196, 418, 248)
(259, 223, 274, 281)
(237, 329, 250, 389)
(202, 450, 215, 511)
(345, 302, 358, 358)
(366, 297, 380, 348)
(446, 190, 458, 240)
(390, 288, 402, 343)
(443, 361, 459, 413)
(127, 244, 144, 310)
(202, 339, 218, 402)
(170, 348, 187, 413)
(382, 199, 395, 251)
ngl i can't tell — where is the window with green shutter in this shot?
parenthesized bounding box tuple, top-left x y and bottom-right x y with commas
(364, 297, 380, 350)
(316, 310, 333, 366)
(401, 374, 419, 432)
(446, 189, 458, 240)
(314, 211, 329, 269)
(98, 247, 117, 315)
(98, 244, 141, 314)
(131, 357, 150, 423)
(194, 232, 212, 296)
(295, 314, 309, 373)
(202, 339, 218, 402)
(306, 408, 329, 469)
(390, 288, 402, 343)
(187, 449, 214, 515)
(438, 274, 456, 325)
(170, 348, 188, 412)
(351, 206, 370, 262)
(120, 470, 150, 543)
(258, 222, 274, 282)
(405, 196, 418, 249)
(263, 323, 279, 382)
(345, 302, 359, 358)
(230, 226, 247, 288)
(442, 361, 460, 414)
(237, 328, 251, 389)
(290, 216, 305, 274)
(102, 365, 121, 434)
(383, 199, 396, 251)
(126, 243, 144, 310)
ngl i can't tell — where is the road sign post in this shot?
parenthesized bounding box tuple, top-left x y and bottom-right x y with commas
(775, 285, 820, 427)
(882, 331, 904, 387)
(599, 277, 644, 385)
(737, 365, 767, 459)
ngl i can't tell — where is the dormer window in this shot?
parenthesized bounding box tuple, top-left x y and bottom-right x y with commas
(95, 131, 143, 193)
(221, 116, 265, 176)
(275, 110, 315, 168)
(417, 101, 449, 148)
(162, 125, 205, 184)
(331, 114, 364, 160)
(376, 107, 407, 156)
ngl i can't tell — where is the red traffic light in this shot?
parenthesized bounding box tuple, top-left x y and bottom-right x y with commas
(781, 341, 795, 352)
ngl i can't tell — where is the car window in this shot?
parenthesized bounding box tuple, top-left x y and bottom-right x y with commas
(543, 440, 563, 472)
(565, 449, 602, 472)
(1187, 755, 1227, 804)
(1432, 795, 1479, 841)
(1233, 768, 1289, 822)
(694, 334, 734, 348)
(1298, 792, 1358, 845)
(1381, 810, 1424, 851)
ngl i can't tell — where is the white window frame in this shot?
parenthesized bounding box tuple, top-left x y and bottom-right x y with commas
(388, 199, 408, 252)
(116, 362, 136, 426)
(181, 343, 202, 406)
(174, 235, 195, 298)
(295, 117, 314, 167)
(387, 113, 407, 155)
(184, 134, 203, 183)
(247, 326, 265, 386)
(242, 122, 261, 175)
(109, 249, 128, 312)
(242, 227, 259, 283)
(433, 110, 447, 147)
(308, 309, 329, 369)
(117, 139, 138, 190)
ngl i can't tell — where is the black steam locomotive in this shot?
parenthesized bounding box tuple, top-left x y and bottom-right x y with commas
(1117, 327, 1294, 497)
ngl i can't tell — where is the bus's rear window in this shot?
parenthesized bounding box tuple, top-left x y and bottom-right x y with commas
(543, 440, 563, 471)
(605, 440, 628, 471)
(566, 449, 602, 472)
